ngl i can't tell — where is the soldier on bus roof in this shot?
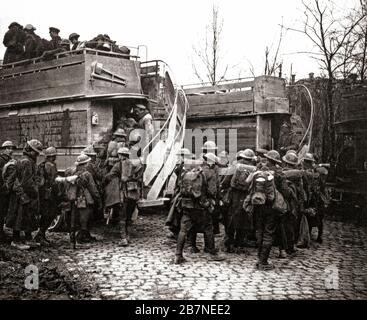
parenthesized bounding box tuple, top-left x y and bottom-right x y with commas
(2, 22, 25, 64)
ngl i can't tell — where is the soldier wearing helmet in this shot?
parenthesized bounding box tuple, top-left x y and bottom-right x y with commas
(72, 154, 102, 245)
(301, 152, 325, 244)
(83, 145, 106, 222)
(5, 140, 43, 250)
(34, 146, 59, 245)
(200, 141, 217, 160)
(105, 128, 128, 168)
(105, 147, 142, 246)
(130, 104, 154, 156)
(249, 149, 291, 270)
(174, 152, 225, 264)
(0, 141, 17, 242)
(165, 148, 193, 240)
(277, 152, 305, 259)
(221, 149, 257, 253)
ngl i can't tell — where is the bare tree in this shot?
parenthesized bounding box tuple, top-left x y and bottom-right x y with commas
(264, 22, 285, 77)
(285, 0, 365, 161)
(192, 4, 228, 85)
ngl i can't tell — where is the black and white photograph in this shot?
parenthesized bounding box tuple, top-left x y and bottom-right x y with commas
(0, 0, 366, 307)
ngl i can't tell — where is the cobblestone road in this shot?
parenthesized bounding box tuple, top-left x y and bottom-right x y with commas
(56, 214, 367, 300)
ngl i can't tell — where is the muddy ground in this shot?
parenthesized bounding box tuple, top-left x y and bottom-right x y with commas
(0, 239, 101, 300)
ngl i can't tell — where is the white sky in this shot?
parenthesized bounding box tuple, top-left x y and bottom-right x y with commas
(0, 0, 359, 85)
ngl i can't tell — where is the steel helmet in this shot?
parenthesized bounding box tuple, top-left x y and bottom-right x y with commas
(303, 153, 316, 163)
(27, 139, 43, 154)
(75, 154, 91, 166)
(205, 152, 218, 164)
(44, 146, 57, 157)
(129, 130, 142, 143)
(176, 148, 191, 156)
(282, 152, 299, 166)
(239, 149, 256, 160)
(264, 150, 282, 164)
(286, 149, 297, 156)
(82, 145, 97, 156)
(113, 128, 127, 137)
(2, 141, 16, 149)
(117, 147, 131, 156)
(202, 141, 217, 150)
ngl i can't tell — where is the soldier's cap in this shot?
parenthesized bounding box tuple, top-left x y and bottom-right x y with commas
(49, 27, 60, 33)
(24, 24, 36, 31)
(69, 33, 80, 41)
(75, 154, 91, 166)
(8, 22, 21, 29)
(103, 34, 111, 40)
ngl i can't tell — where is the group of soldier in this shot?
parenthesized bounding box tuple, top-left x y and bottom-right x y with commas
(0, 104, 155, 250)
(0, 121, 328, 271)
(2, 21, 131, 65)
(167, 142, 328, 271)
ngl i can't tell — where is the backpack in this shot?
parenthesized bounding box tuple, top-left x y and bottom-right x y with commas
(230, 164, 255, 190)
(250, 170, 275, 205)
(180, 168, 205, 199)
(1, 159, 18, 194)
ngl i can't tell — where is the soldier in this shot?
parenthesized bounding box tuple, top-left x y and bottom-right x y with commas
(105, 147, 142, 246)
(165, 148, 191, 239)
(278, 152, 304, 258)
(200, 141, 221, 234)
(189, 152, 224, 252)
(3, 22, 25, 64)
(82, 145, 105, 222)
(0, 141, 17, 243)
(34, 147, 58, 245)
(5, 139, 43, 250)
(74, 154, 102, 243)
(249, 150, 289, 270)
(23, 24, 42, 59)
(106, 128, 128, 168)
(221, 149, 256, 253)
(69, 33, 81, 50)
(174, 152, 225, 264)
(48, 27, 61, 50)
(301, 153, 326, 243)
(130, 104, 154, 154)
(218, 150, 229, 168)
